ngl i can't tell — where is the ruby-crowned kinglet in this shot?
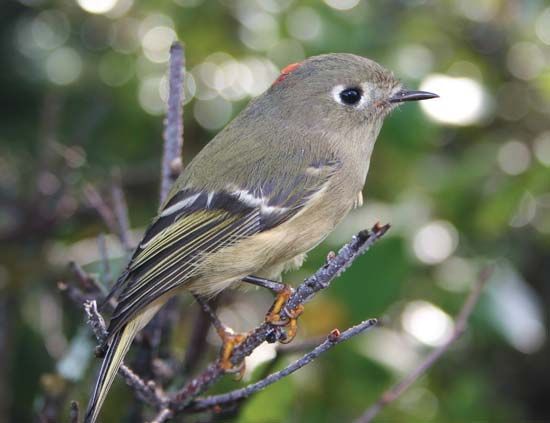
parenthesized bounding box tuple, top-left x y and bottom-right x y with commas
(85, 53, 437, 422)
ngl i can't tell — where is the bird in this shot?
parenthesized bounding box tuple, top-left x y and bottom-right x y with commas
(84, 52, 438, 422)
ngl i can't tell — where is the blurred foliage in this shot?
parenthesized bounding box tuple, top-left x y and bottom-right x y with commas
(1, 0, 550, 422)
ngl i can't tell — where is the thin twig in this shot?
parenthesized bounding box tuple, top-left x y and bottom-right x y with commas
(283, 222, 389, 316)
(57, 281, 89, 306)
(160, 41, 185, 204)
(183, 299, 218, 376)
(84, 301, 108, 344)
(188, 319, 378, 412)
(83, 300, 167, 409)
(149, 407, 173, 423)
(69, 261, 101, 292)
(135, 42, 186, 392)
(193, 295, 226, 336)
(355, 266, 493, 423)
(276, 336, 326, 355)
(69, 401, 79, 423)
(170, 223, 389, 412)
(83, 184, 119, 237)
(119, 364, 166, 407)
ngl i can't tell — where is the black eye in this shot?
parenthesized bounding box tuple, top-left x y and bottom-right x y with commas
(339, 87, 362, 105)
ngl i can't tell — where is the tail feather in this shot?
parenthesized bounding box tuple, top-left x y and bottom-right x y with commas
(84, 320, 140, 423)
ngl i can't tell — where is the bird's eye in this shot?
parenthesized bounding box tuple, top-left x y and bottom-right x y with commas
(339, 87, 362, 105)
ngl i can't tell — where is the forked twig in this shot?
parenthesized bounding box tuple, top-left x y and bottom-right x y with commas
(187, 319, 378, 412)
(169, 224, 388, 413)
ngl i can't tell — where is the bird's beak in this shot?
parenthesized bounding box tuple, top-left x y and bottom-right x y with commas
(389, 90, 439, 103)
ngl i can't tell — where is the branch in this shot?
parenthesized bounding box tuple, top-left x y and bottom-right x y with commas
(188, 319, 378, 412)
(143, 40, 186, 363)
(149, 408, 173, 423)
(83, 184, 119, 237)
(355, 265, 493, 423)
(69, 401, 79, 423)
(160, 42, 185, 204)
(182, 299, 218, 376)
(83, 300, 167, 408)
(169, 223, 389, 412)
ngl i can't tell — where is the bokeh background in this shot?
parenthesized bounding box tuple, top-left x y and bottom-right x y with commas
(1, 0, 550, 422)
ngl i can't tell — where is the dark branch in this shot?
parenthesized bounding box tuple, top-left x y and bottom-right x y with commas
(83, 300, 167, 409)
(134, 42, 186, 398)
(188, 319, 378, 412)
(355, 266, 493, 423)
(69, 401, 79, 423)
(83, 184, 119, 238)
(160, 41, 185, 204)
(182, 299, 218, 376)
(169, 223, 389, 413)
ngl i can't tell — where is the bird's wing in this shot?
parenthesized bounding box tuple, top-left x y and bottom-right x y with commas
(105, 158, 341, 338)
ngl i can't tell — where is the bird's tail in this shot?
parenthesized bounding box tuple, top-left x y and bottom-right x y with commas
(84, 317, 142, 423)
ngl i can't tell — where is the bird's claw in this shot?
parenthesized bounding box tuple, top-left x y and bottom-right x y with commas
(265, 284, 304, 344)
(217, 328, 247, 379)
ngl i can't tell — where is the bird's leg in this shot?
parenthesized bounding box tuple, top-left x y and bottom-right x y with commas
(242, 275, 304, 344)
(241, 275, 286, 292)
(193, 295, 246, 378)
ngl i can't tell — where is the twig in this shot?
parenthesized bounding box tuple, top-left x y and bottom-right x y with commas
(84, 301, 108, 344)
(276, 336, 326, 355)
(149, 408, 173, 423)
(119, 364, 166, 407)
(70, 223, 388, 419)
(182, 299, 218, 376)
(160, 41, 185, 204)
(138, 41, 186, 389)
(170, 223, 389, 412)
(57, 281, 89, 306)
(69, 261, 100, 292)
(355, 266, 493, 423)
(83, 300, 167, 408)
(283, 222, 389, 316)
(69, 401, 79, 423)
(83, 184, 119, 237)
(193, 295, 226, 336)
(187, 319, 378, 412)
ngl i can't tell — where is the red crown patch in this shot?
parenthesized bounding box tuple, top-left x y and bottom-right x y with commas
(272, 62, 302, 86)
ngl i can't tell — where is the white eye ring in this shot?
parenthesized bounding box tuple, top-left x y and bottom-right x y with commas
(331, 84, 367, 108)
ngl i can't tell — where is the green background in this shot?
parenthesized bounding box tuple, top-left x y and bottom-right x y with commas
(1, 0, 549, 422)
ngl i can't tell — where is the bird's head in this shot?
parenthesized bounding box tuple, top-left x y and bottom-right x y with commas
(252, 53, 437, 137)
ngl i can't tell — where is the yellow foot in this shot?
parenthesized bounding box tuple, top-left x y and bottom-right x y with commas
(217, 329, 247, 379)
(265, 285, 305, 344)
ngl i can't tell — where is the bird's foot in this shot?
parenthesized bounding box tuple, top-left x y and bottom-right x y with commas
(217, 326, 247, 379)
(265, 284, 304, 344)
(193, 294, 247, 378)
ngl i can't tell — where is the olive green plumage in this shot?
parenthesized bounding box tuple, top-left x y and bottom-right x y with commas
(85, 53, 437, 423)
